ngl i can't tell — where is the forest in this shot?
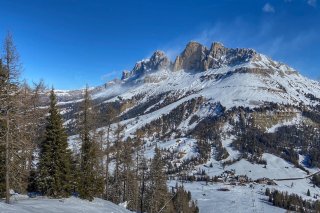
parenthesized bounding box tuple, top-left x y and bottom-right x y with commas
(0, 33, 199, 213)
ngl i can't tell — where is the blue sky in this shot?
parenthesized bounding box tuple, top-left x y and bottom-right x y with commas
(0, 0, 319, 89)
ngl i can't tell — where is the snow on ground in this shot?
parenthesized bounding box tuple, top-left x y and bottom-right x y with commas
(194, 150, 320, 200)
(170, 181, 286, 213)
(144, 138, 198, 160)
(59, 58, 320, 113)
(227, 153, 307, 179)
(0, 197, 131, 213)
(221, 135, 240, 162)
(85, 61, 320, 111)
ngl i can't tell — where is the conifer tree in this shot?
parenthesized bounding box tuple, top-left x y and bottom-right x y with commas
(37, 89, 72, 198)
(121, 140, 138, 210)
(104, 105, 116, 200)
(78, 86, 104, 201)
(138, 156, 148, 212)
(146, 147, 173, 213)
(110, 123, 124, 204)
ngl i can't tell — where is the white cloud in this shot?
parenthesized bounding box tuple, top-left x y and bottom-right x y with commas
(263, 3, 275, 13)
(307, 0, 317, 7)
(101, 70, 120, 81)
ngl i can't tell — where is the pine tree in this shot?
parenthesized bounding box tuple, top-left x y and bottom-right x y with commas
(138, 157, 148, 213)
(78, 86, 104, 201)
(37, 89, 72, 198)
(110, 123, 124, 204)
(146, 147, 173, 213)
(172, 185, 198, 213)
(121, 140, 138, 210)
(103, 104, 117, 200)
(307, 189, 310, 196)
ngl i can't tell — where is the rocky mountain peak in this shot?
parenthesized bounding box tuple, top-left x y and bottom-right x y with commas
(209, 42, 227, 59)
(121, 50, 171, 80)
(149, 50, 171, 70)
(173, 41, 208, 71)
(173, 41, 259, 71)
(122, 41, 280, 81)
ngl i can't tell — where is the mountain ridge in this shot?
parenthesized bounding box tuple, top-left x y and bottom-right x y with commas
(58, 41, 320, 212)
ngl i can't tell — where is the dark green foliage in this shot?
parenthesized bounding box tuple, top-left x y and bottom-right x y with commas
(232, 115, 319, 168)
(172, 185, 199, 213)
(27, 169, 38, 193)
(146, 147, 173, 213)
(265, 188, 270, 196)
(37, 89, 72, 198)
(138, 97, 207, 139)
(78, 87, 104, 201)
(312, 174, 320, 187)
(307, 189, 310, 196)
(268, 189, 320, 212)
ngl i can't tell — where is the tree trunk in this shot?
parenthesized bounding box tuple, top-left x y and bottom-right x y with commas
(5, 112, 10, 204)
(105, 125, 110, 199)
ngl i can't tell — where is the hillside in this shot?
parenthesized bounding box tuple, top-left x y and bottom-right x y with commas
(52, 41, 320, 212)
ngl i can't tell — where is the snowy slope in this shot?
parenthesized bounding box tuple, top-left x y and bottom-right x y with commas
(0, 197, 131, 213)
(171, 181, 286, 213)
(88, 62, 320, 110)
(58, 42, 320, 212)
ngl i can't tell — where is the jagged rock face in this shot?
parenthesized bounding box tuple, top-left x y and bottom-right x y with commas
(173, 41, 208, 71)
(149, 50, 171, 70)
(173, 41, 257, 71)
(122, 50, 171, 80)
(121, 70, 131, 80)
(203, 42, 228, 70)
(121, 41, 260, 79)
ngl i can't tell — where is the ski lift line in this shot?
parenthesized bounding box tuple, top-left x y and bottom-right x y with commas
(273, 170, 320, 181)
(157, 192, 177, 213)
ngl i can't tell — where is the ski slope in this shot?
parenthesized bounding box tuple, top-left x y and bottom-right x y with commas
(0, 197, 131, 213)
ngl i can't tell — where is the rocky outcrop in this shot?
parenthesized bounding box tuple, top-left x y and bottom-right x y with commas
(122, 41, 260, 79)
(173, 41, 208, 71)
(122, 51, 171, 80)
(173, 41, 257, 72)
(121, 70, 131, 80)
(203, 42, 228, 70)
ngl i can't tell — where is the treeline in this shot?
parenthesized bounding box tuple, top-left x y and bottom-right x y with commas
(312, 174, 320, 187)
(0, 33, 198, 213)
(231, 106, 320, 168)
(0, 33, 47, 203)
(266, 188, 320, 212)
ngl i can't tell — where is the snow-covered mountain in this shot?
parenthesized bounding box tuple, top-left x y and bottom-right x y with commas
(59, 41, 320, 107)
(58, 41, 320, 212)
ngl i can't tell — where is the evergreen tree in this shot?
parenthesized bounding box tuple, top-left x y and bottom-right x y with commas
(78, 86, 104, 201)
(110, 123, 124, 204)
(172, 185, 199, 213)
(103, 105, 117, 200)
(146, 147, 173, 213)
(37, 89, 72, 198)
(121, 140, 138, 210)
